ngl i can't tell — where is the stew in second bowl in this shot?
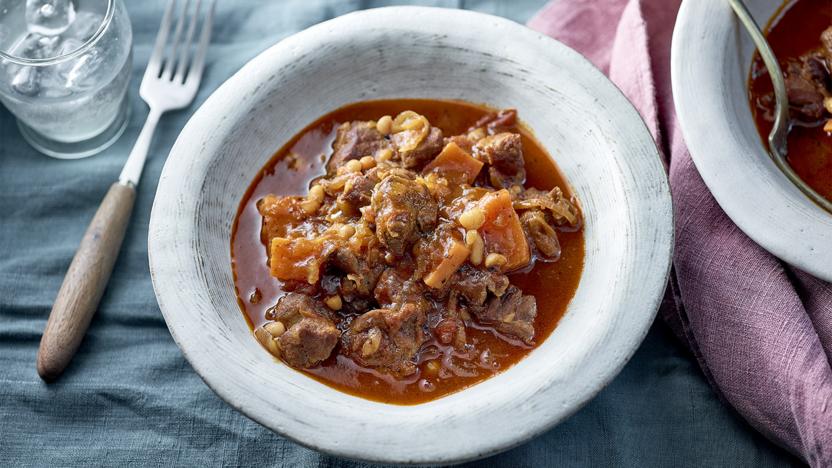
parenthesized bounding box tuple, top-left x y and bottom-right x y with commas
(749, 0, 832, 201)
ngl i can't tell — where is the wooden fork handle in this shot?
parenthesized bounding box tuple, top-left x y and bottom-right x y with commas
(37, 182, 136, 381)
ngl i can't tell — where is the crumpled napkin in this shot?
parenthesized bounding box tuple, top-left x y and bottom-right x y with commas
(528, 0, 832, 465)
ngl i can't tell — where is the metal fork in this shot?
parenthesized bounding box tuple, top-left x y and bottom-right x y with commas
(37, 0, 216, 381)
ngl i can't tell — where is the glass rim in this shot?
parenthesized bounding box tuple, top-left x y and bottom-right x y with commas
(0, 0, 116, 67)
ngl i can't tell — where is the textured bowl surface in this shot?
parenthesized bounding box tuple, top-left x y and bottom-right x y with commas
(149, 6, 673, 464)
(672, 0, 832, 281)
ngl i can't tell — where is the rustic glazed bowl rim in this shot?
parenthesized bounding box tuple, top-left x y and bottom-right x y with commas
(671, 0, 832, 281)
(149, 6, 673, 464)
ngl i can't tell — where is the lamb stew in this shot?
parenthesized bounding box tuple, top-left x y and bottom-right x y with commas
(231, 99, 584, 404)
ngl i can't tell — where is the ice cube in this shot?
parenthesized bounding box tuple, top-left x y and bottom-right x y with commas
(37, 70, 72, 97)
(11, 66, 40, 96)
(44, 38, 83, 92)
(26, 0, 76, 36)
(59, 46, 103, 90)
(63, 11, 103, 43)
(12, 32, 60, 60)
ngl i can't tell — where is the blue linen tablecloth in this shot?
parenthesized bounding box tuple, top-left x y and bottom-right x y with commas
(0, 1, 804, 466)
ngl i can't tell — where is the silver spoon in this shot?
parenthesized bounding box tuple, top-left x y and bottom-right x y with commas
(728, 0, 832, 214)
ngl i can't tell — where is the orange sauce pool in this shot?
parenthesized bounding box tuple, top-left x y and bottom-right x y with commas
(231, 99, 585, 404)
(749, 0, 832, 201)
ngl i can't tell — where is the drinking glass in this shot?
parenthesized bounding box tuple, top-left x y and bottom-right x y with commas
(0, 0, 132, 159)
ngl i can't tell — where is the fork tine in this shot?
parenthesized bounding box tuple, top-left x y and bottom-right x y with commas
(161, 0, 190, 80)
(145, 0, 177, 79)
(184, 0, 215, 89)
(174, 0, 202, 83)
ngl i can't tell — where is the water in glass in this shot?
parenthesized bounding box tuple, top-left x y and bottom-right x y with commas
(0, 0, 132, 157)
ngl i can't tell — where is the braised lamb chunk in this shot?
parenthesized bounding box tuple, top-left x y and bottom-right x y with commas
(329, 247, 384, 299)
(256, 293, 339, 368)
(521, 210, 562, 260)
(374, 267, 428, 310)
(804, 54, 829, 85)
(371, 171, 438, 257)
(337, 171, 378, 213)
(473, 132, 526, 188)
(329, 121, 392, 173)
(394, 126, 444, 169)
(433, 317, 467, 348)
(280, 279, 320, 296)
(784, 57, 829, 121)
(471, 108, 517, 134)
(452, 265, 510, 306)
(470, 286, 537, 344)
(343, 304, 428, 375)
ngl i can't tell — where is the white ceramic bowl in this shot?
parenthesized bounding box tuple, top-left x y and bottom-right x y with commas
(149, 7, 672, 464)
(672, 0, 832, 282)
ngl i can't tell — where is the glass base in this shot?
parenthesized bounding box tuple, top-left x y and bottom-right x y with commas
(17, 98, 130, 160)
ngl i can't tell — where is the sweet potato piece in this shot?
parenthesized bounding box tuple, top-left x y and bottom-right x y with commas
(422, 142, 484, 184)
(258, 194, 306, 242)
(269, 237, 324, 284)
(478, 190, 530, 271)
(423, 238, 471, 289)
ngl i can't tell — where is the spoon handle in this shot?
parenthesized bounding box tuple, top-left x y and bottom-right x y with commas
(727, 0, 789, 155)
(36, 182, 136, 381)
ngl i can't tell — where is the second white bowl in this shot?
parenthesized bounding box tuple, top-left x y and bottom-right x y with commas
(672, 0, 832, 281)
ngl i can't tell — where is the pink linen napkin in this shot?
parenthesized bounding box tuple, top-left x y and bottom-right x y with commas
(528, 0, 832, 465)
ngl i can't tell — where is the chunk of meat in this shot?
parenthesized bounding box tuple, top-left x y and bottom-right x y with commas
(513, 187, 580, 226)
(394, 126, 444, 169)
(329, 121, 391, 173)
(271, 292, 334, 322)
(433, 317, 467, 348)
(470, 286, 537, 344)
(804, 53, 829, 85)
(473, 132, 526, 188)
(452, 265, 510, 306)
(422, 141, 484, 185)
(374, 267, 426, 309)
(521, 210, 562, 260)
(371, 171, 438, 257)
(784, 57, 828, 121)
(343, 305, 428, 375)
(337, 172, 377, 213)
(329, 247, 384, 299)
(280, 279, 320, 296)
(471, 109, 517, 134)
(477, 189, 530, 271)
(257, 293, 339, 368)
